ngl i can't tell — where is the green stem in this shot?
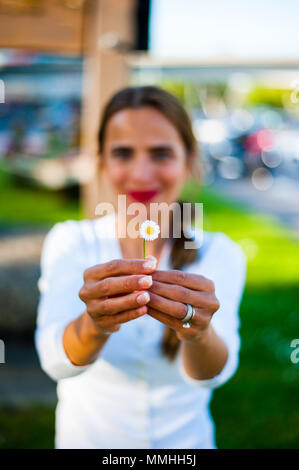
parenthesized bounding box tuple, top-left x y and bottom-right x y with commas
(143, 238, 146, 259)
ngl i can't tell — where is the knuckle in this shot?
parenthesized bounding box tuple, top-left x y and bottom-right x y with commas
(178, 285, 189, 300)
(213, 296, 220, 311)
(198, 274, 209, 288)
(100, 299, 110, 315)
(123, 276, 132, 290)
(100, 278, 110, 296)
(174, 270, 186, 283)
(83, 268, 91, 283)
(206, 294, 219, 311)
(204, 297, 213, 311)
(106, 259, 118, 275)
(78, 286, 86, 301)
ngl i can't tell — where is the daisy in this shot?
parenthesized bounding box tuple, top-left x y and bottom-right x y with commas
(139, 220, 160, 259)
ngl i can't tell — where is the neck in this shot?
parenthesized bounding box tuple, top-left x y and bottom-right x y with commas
(118, 232, 167, 260)
(115, 212, 170, 260)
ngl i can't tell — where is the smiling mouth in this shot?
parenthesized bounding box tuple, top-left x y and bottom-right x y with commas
(127, 190, 161, 202)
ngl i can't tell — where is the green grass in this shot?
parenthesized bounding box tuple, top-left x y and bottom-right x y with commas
(181, 180, 299, 449)
(0, 176, 299, 448)
(0, 405, 55, 449)
(0, 166, 82, 225)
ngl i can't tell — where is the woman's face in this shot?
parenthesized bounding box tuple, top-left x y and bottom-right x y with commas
(100, 106, 192, 211)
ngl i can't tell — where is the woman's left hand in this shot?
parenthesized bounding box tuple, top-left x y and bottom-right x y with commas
(147, 269, 220, 343)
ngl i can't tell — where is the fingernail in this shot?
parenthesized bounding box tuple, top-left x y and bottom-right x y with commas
(137, 305, 147, 315)
(136, 291, 150, 305)
(143, 259, 157, 269)
(138, 275, 152, 288)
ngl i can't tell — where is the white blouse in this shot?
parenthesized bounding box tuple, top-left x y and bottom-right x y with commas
(34, 212, 247, 449)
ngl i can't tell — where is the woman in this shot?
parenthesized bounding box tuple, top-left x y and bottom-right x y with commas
(35, 86, 247, 449)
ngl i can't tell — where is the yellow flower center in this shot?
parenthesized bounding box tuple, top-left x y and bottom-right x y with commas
(146, 226, 155, 235)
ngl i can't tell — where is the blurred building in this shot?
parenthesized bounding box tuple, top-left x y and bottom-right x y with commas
(0, 0, 150, 215)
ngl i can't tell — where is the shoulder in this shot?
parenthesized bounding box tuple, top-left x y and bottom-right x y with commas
(41, 218, 96, 268)
(43, 212, 116, 244)
(192, 230, 247, 315)
(42, 218, 91, 249)
(193, 227, 247, 274)
(41, 213, 116, 265)
(211, 231, 246, 262)
(196, 227, 245, 258)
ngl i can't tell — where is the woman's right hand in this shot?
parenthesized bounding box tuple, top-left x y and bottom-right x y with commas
(79, 256, 157, 336)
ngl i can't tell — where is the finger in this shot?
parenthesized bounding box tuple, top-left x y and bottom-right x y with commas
(148, 305, 212, 333)
(148, 291, 188, 320)
(86, 274, 153, 299)
(149, 280, 211, 308)
(151, 270, 214, 291)
(147, 306, 191, 331)
(85, 257, 157, 282)
(147, 306, 206, 341)
(89, 290, 151, 317)
(97, 305, 148, 328)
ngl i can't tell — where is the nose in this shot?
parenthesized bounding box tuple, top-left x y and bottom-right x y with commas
(130, 154, 155, 183)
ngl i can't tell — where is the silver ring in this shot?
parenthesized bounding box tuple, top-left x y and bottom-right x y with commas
(181, 304, 195, 328)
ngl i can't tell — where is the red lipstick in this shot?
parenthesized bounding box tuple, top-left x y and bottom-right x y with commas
(128, 189, 160, 202)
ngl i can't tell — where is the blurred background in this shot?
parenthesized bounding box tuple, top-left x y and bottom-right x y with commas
(0, 0, 298, 449)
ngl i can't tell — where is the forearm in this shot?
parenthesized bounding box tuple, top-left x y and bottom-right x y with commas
(181, 325, 228, 380)
(62, 310, 111, 366)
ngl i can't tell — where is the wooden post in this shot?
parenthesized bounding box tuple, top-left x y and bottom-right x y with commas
(80, 0, 136, 219)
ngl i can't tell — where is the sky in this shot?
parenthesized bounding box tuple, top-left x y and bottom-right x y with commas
(149, 0, 299, 61)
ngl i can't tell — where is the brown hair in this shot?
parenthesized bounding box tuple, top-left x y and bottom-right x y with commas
(97, 86, 203, 361)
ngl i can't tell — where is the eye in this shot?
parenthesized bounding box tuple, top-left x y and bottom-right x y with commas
(152, 150, 172, 160)
(112, 149, 132, 160)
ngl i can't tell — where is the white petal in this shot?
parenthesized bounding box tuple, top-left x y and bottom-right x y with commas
(139, 220, 160, 241)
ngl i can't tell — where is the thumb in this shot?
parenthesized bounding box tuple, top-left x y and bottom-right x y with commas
(145, 254, 157, 262)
